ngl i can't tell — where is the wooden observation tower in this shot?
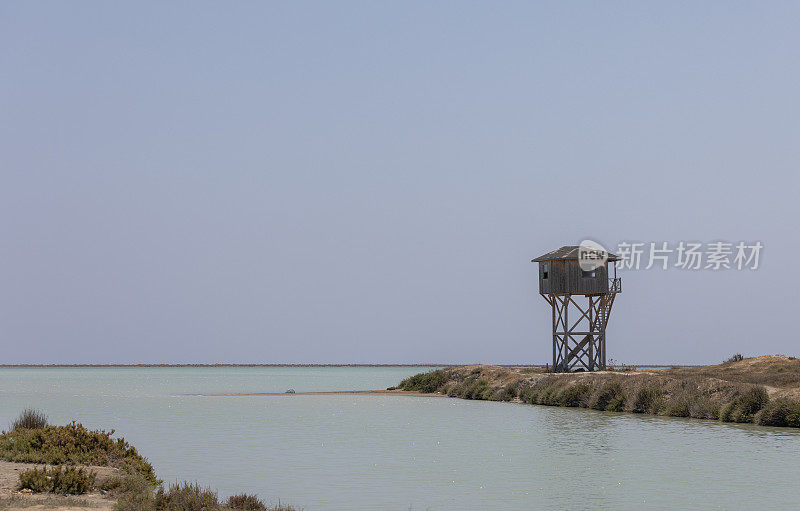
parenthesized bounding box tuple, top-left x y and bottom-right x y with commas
(532, 245, 622, 372)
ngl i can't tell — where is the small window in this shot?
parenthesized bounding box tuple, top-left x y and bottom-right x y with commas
(581, 269, 596, 279)
(542, 263, 549, 279)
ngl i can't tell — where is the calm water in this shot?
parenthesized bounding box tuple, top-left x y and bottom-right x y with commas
(1, 367, 799, 511)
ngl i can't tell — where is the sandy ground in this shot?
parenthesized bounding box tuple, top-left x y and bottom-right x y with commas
(0, 461, 118, 511)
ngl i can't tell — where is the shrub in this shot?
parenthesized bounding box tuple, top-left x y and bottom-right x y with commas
(18, 467, 51, 493)
(53, 466, 97, 494)
(0, 421, 157, 485)
(398, 370, 448, 393)
(11, 409, 48, 430)
(500, 385, 518, 402)
(155, 482, 220, 511)
(755, 400, 800, 428)
(632, 387, 662, 414)
(687, 395, 716, 420)
(462, 379, 492, 400)
(720, 387, 769, 423)
(538, 384, 562, 406)
(724, 353, 744, 364)
(517, 387, 534, 404)
(227, 493, 267, 511)
(558, 384, 592, 407)
(113, 470, 157, 511)
(589, 381, 625, 411)
(445, 375, 493, 400)
(664, 397, 691, 417)
(18, 466, 96, 495)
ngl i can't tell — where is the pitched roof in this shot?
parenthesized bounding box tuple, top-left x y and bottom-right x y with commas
(531, 245, 620, 262)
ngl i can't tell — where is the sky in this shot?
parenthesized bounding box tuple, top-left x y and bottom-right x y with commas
(1, 2, 799, 365)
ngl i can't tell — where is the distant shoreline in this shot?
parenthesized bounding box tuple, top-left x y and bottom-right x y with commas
(0, 363, 701, 368)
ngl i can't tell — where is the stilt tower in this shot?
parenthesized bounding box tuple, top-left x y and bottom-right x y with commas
(532, 245, 622, 372)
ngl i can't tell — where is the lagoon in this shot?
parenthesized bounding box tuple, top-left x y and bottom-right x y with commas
(1, 367, 798, 511)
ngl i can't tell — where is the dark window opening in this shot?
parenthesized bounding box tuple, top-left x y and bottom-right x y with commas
(542, 263, 549, 279)
(581, 269, 596, 279)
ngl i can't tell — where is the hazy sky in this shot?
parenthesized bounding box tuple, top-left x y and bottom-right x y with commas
(2, 2, 798, 364)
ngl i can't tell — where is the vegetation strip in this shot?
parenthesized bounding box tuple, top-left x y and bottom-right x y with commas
(397, 355, 800, 428)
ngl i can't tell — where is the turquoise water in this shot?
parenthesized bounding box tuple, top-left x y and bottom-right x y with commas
(1, 367, 799, 511)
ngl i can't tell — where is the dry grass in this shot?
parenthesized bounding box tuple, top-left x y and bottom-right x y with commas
(662, 355, 800, 389)
(10, 409, 49, 431)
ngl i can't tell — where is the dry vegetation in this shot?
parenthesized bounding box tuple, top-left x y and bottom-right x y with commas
(0, 412, 297, 511)
(398, 355, 800, 427)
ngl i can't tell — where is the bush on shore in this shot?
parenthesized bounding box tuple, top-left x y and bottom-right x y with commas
(397, 368, 799, 428)
(398, 370, 448, 393)
(755, 399, 800, 427)
(445, 375, 493, 401)
(0, 421, 157, 485)
(18, 466, 97, 495)
(719, 387, 769, 423)
(5, 411, 295, 511)
(632, 387, 663, 414)
(119, 482, 296, 511)
(154, 482, 219, 511)
(227, 493, 268, 511)
(589, 381, 626, 411)
(10, 409, 48, 430)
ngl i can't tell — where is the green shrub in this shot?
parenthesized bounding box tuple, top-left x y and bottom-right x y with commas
(517, 387, 534, 404)
(687, 395, 716, 419)
(590, 381, 625, 411)
(11, 409, 48, 430)
(227, 494, 267, 511)
(445, 375, 491, 400)
(664, 397, 690, 417)
(632, 387, 662, 414)
(724, 353, 744, 364)
(539, 384, 561, 406)
(155, 482, 220, 511)
(462, 379, 491, 400)
(18, 467, 51, 493)
(558, 384, 592, 407)
(755, 400, 800, 428)
(18, 466, 96, 495)
(53, 466, 97, 494)
(113, 470, 157, 511)
(720, 387, 769, 423)
(500, 385, 518, 402)
(0, 421, 157, 485)
(398, 370, 448, 393)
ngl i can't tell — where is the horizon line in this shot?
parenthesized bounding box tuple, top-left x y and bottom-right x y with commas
(0, 363, 701, 368)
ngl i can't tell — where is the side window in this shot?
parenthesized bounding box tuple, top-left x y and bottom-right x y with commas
(542, 263, 549, 279)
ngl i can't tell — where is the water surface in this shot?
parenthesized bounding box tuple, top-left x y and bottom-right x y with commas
(1, 367, 798, 510)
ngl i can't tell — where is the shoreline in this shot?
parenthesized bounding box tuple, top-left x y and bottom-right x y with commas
(197, 389, 442, 397)
(395, 356, 800, 428)
(0, 363, 702, 368)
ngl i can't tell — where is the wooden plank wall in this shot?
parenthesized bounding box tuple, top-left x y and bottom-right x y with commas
(539, 261, 609, 295)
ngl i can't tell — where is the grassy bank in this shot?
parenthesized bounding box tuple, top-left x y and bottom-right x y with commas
(1, 410, 297, 511)
(398, 355, 800, 428)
